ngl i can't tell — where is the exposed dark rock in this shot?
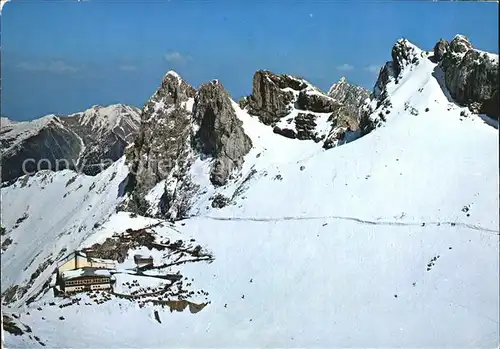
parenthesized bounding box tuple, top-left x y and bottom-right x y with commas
(244, 70, 299, 124)
(295, 113, 321, 141)
(449, 34, 473, 54)
(323, 105, 361, 149)
(211, 193, 230, 208)
(273, 126, 296, 139)
(193, 81, 253, 186)
(323, 77, 371, 148)
(296, 91, 339, 113)
(125, 72, 197, 218)
(433, 39, 450, 62)
(391, 38, 420, 78)
(154, 310, 161, 323)
(441, 35, 499, 119)
(1, 237, 13, 251)
(373, 63, 394, 99)
(328, 77, 370, 109)
(2, 315, 24, 336)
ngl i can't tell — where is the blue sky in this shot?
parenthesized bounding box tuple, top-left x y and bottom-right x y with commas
(2, 0, 498, 121)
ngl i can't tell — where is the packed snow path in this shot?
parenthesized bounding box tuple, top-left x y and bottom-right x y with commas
(201, 215, 500, 234)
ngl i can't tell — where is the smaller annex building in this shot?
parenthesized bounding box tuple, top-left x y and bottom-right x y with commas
(60, 267, 114, 294)
(134, 254, 154, 269)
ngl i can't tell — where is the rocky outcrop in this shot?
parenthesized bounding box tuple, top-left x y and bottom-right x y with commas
(296, 91, 339, 113)
(448, 35, 473, 54)
(328, 77, 370, 115)
(242, 70, 366, 147)
(126, 72, 196, 216)
(433, 39, 449, 62)
(242, 70, 301, 125)
(294, 113, 324, 142)
(126, 73, 252, 218)
(242, 70, 339, 123)
(146, 71, 196, 108)
(373, 63, 394, 99)
(273, 126, 296, 139)
(391, 39, 420, 79)
(323, 77, 371, 149)
(193, 81, 252, 186)
(323, 105, 363, 149)
(0, 104, 141, 183)
(438, 35, 499, 119)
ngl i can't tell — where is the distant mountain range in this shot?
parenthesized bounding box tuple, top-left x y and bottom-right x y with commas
(1, 104, 141, 183)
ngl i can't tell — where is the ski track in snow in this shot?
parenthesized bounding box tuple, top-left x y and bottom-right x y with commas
(200, 215, 500, 234)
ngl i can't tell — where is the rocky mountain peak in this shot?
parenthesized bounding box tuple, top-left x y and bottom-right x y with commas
(328, 77, 369, 103)
(125, 74, 252, 217)
(193, 81, 252, 186)
(67, 104, 141, 141)
(241, 70, 338, 125)
(433, 39, 450, 61)
(391, 38, 421, 78)
(449, 34, 473, 54)
(258, 70, 309, 91)
(337, 76, 348, 85)
(155, 70, 196, 107)
(436, 35, 499, 119)
(239, 70, 297, 124)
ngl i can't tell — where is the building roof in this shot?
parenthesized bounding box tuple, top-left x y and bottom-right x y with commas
(61, 267, 112, 281)
(89, 257, 116, 265)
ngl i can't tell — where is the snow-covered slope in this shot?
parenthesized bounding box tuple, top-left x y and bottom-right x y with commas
(0, 115, 60, 154)
(1, 39, 499, 348)
(66, 104, 141, 143)
(1, 158, 130, 307)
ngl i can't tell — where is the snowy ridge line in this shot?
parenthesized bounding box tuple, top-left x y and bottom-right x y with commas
(200, 215, 500, 234)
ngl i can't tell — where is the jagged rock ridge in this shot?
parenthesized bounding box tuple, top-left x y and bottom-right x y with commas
(125, 73, 252, 219)
(239, 70, 370, 148)
(125, 71, 374, 219)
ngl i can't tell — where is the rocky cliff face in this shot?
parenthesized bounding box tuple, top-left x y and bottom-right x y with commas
(0, 105, 141, 183)
(240, 70, 338, 125)
(323, 77, 371, 149)
(193, 81, 252, 186)
(125, 71, 196, 216)
(125, 73, 252, 219)
(437, 35, 499, 119)
(391, 38, 421, 80)
(239, 70, 369, 148)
